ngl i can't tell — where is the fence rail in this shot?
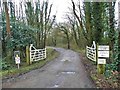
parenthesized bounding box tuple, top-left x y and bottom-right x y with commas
(30, 44, 46, 62)
(86, 41, 96, 62)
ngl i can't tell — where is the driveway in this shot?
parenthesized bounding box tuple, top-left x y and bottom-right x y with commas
(2, 47, 95, 88)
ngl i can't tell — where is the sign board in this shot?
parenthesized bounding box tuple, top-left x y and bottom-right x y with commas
(98, 51, 109, 58)
(14, 51, 20, 57)
(14, 51, 20, 69)
(98, 45, 109, 58)
(15, 55, 20, 64)
(15, 55, 20, 69)
(98, 45, 109, 51)
(98, 59, 106, 64)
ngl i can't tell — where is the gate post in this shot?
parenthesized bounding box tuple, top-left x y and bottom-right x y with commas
(96, 43, 98, 65)
(45, 48, 46, 58)
(29, 44, 33, 64)
(26, 46, 30, 65)
(86, 46, 88, 58)
(97, 43, 106, 74)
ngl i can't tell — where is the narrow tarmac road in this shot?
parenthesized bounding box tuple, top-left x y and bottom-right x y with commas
(2, 47, 95, 88)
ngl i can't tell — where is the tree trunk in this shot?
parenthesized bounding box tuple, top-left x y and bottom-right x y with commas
(66, 33, 70, 49)
(4, 2, 11, 37)
(109, 2, 115, 52)
(117, 1, 120, 72)
(37, 31, 40, 48)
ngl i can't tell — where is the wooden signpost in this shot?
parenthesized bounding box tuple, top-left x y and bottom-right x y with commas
(15, 55, 20, 69)
(14, 51, 20, 69)
(97, 45, 109, 74)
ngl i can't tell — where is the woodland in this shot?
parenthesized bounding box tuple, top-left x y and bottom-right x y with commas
(0, 0, 119, 88)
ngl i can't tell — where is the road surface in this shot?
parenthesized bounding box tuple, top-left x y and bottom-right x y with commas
(2, 47, 95, 88)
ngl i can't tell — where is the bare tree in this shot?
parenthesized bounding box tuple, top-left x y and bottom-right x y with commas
(57, 23, 71, 49)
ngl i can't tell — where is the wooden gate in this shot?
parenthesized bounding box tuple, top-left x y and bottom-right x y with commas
(86, 41, 96, 62)
(30, 44, 46, 62)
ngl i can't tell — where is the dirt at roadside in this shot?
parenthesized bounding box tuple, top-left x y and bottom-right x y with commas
(80, 52, 119, 88)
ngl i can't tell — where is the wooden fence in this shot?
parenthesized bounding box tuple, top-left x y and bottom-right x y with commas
(30, 44, 46, 62)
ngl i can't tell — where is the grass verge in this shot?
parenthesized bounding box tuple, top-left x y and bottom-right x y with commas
(77, 49, 118, 88)
(1, 48, 59, 80)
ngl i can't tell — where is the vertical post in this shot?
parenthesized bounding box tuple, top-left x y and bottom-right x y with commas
(96, 43, 98, 65)
(86, 46, 88, 58)
(18, 64, 19, 69)
(26, 46, 30, 65)
(93, 41, 96, 62)
(98, 63, 105, 74)
(94, 48, 96, 62)
(97, 43, 103, 74)
(97, 43, 105, 74)
(96, 43, 99, 74)
(29, 44, 32, 64)
(45, 48, 46, 59)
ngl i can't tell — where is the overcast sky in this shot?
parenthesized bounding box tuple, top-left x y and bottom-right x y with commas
(49, 0, 75, 22)
(50, 0, 119, 23)
(0, 0, 119, 24)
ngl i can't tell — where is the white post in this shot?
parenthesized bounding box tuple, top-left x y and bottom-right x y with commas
(29, 44, 33, 64)
(86, 46, 88, 57)
(45, 48, 46, 58)
(93, 41, 96, 49)
(18, 64, 19, 69)
(94, 48, 96, 62)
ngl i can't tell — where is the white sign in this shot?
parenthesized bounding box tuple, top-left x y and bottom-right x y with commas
(98, 51, 109, 57)
(98, 59, 106, 64)
(98, 45, 109, 51)
(15, 56, 20, 64)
